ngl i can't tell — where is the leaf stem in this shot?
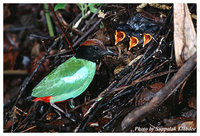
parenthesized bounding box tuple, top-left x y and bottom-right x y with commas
(44, 4, 54, 37)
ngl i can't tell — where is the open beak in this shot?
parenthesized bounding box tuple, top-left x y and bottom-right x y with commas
(143, 34, 152, 47)
(129, 36, 139, 50)
(115, 30, 126, 45)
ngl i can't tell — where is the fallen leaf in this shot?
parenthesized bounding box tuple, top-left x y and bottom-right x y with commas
(149, 82, 164, 93)
(188, 96, 196, 109)
(174, 4, 196, 67)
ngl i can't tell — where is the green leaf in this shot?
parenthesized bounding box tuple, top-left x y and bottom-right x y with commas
(54, 4, 66, 11)
(77, 4, 88, 18)
(100, 22, 104, 29)
(77, 3, 102, 17)
(88, 4, 97, 13)
(88, 3, 102, 13)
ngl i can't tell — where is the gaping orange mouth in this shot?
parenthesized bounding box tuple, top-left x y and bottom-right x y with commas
(143, 34, 152, 47)
(115, 30, 126, 45)
(129, 36, 139, 50)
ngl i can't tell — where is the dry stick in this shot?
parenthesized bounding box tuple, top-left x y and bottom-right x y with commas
(46, 51, 73, 59)
(124, 25, 171, 85)
(73, 60, 170, 130)
(111, 69, 177, 96)
(72, 18, 102, 48)
(102, 110, 124, 130)
(57, 12, 83, 36)
(72, 5, 102, 43)
(81, 5, 103, 32)
(94, 71, 176, 131)
(7, 37, 60, 132)
(14, 108, 35, 132)
(73, 64, 175, 131)
(132, 60, 169, 84)
(70, 67, 174, 113)
(69, 13, 82, 27)
(49, 4, 75, 54)
(125, 43, 154, 85)
(21, 126, 36, 133)
(13, 102, 40, 132)
(4, 70, 28, 76)
(121, 52, 196, 131)
(132, 70, 177, 84)
(74, 81, 117, 132)
(165, 41, 174, 83)
(139, 10, 162, 24)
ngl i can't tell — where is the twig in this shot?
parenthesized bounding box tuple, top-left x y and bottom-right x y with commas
(133, 60, 169, 83)
(21, 126, 36, 132)
(81, 5, 103, 32)
(39, 106, 52, 121)
(13, 90, 41, 131)
(165, 41, 174, 83)
(102, 110, 123, 130)
(6, 37, 60, 129)
(124, 43, 153, 85)
(121, 52, 196, 131)
(29, 34, 50, 40)
(72, 5, 103, 44)
(14, 109, 35, 132)
(69, 13, 82, 27)
(109, 69, 177, 97)
(57, 12, 83, 36)
(4, 70, 28, 76)
(49, 4, 75, 54)
(74, 81, 117, 132)
(72, 18, 102, 48)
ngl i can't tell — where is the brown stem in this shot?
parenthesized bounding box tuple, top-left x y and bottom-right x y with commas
(49, 4, 75, 54)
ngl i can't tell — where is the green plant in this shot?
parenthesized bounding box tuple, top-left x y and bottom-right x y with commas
(77, 3, 102, 18)
(54, 4, 66, 11)
(44, 4, 54, 37)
